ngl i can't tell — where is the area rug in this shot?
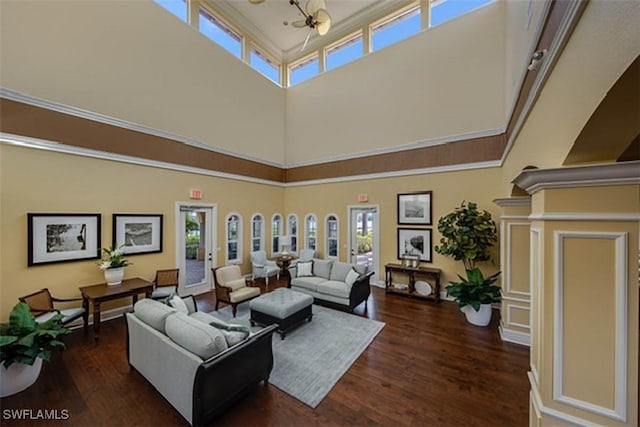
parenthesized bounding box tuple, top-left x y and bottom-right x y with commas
(210, 303, 385, 408)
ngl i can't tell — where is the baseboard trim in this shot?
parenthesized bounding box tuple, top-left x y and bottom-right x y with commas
(500, 324, 531, 346)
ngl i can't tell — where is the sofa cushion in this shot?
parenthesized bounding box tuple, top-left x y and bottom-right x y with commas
(296, 261, 313, 277)
(313, 259, 334, 280)
(209, 320, 251, 347)
(165, 312, 228, 360)
(317, 280, 351, 299)
(189, 311, 217, 324)
(134, 299, 176, 333)
(344, 268, 361, 288)
(290, 276, 325, 292)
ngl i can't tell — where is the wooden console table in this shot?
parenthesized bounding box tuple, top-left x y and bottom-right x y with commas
(79, 277, 154, 342)
(384, 263, 441, 302)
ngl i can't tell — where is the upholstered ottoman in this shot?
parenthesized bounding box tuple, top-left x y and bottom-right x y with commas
(249, 288, 313, 339)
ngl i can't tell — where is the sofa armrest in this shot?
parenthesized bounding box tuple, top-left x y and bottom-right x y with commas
(192, 324, 277, 426)
(348, 271, 374, 309)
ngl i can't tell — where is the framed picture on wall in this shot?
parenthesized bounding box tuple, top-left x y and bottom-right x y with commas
(397, 191, 432, 225)
(113, 214, 163, 255)
(28, 213, 101, 266)
(397, 228, 432, 262)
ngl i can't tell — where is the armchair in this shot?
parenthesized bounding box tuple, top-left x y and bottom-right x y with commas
(250, 251, 280, 285)
(212, 266, 261, 317)
(151, 268, 179, 300)
(19, 288, 87, 329)
(291, 248, 315, 267)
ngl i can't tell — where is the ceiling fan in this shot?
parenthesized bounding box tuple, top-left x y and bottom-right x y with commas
(249, 0, 332, 51)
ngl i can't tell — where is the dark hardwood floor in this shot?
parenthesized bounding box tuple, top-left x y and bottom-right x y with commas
(1, 280, 530, 426)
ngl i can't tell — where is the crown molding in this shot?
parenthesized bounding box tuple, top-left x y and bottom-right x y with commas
(493, 197, 531, 207)
(0, 87, 285, 169)
(286, 126, 505, 168)
(284, 159, 501, 187)
(513, 161, 640, 194)
(0, 132, 285, 187)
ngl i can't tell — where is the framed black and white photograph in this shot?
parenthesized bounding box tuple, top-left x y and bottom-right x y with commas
(397, 191, 432, 225)
(28, 213, 101, 266)
(397, 228, 432, 262)
(113, 214, 163, 255)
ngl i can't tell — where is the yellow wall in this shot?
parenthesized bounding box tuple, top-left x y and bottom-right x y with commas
(0, 145, 284, 319)
(0, 0, 286, 165)
(284, 167, 503, 287)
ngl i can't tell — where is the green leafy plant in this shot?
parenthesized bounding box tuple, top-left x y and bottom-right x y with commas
(0, 302, 70, 368)
(434, 201, 498, 270)
(98, 244, 131, 270)
(446, 268, 501, 311)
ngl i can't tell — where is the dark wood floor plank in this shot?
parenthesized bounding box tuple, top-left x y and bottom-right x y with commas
(1, 281, 529, 426)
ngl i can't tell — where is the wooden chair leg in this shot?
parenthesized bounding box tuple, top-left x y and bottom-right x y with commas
(215, 300, 220, 311)
(232, 304, 237, 318)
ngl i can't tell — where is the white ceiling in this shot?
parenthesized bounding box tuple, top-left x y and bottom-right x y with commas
(215, 0, 403, 57)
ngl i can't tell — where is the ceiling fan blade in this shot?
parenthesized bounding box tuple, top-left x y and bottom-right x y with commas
(315, 9, 331, 36)
(300, 29, 312, 52)
(292, 20, 307, 28)
(306, 0, 326, 15)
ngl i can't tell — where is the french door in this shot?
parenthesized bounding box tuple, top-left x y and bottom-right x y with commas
(175, 203, 217, 295)
(348, 205, 381, 285)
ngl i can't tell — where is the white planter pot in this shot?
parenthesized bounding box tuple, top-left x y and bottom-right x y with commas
(104, 267, 125, 286)
(0, 358, 43, 397)
(462, 304, 493, 326)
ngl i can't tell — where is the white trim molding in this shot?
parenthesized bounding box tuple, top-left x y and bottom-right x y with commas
(505, 222, 532, 297)
(553, 231, 628, 422)
(528, 372, 602, 427)
(0, 132, 284, 187)
(506, 304, 530, 330)
(529, 212, 640, 222)
(499, 324, 530, 346)
(513, 161, 640, 195)
(0, 87, 283, 168)
(530, 228, 543, 386)
(493, 197, 531, 207)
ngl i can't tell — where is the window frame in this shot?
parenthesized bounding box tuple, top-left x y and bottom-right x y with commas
(198, 4, 244, 59)
(250, 43, 281, 85)
(324, 30, 364, 71)
(287, 52, 320, 86)
(325, 213, 339, 260)
(250, 213, 265, 253)
(287, 214, 299, 255)
(370, 1, 421, 52)
(225, 212, 243, 265)
(304, 213, 318, 252)
(271, 213, 283, 257)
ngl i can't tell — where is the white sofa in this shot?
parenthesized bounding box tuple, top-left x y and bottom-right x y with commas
(287, 259, 373, 311)
(125, 298, 276, 426)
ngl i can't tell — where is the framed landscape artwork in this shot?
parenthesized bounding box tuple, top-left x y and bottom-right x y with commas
(397, 228, 432, 262)
(397, 191, 432, 225)
(113, 214, 163, 255)
(28, 213, 101, 266)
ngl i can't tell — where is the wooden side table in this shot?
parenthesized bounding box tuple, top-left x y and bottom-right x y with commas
(384, 263, 442, 302)
(79, 277, 154, 342)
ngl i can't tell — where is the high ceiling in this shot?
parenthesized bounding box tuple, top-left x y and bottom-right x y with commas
(214, 0, 405, 57)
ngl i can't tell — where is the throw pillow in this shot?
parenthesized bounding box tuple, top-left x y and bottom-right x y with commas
(297, 261, 313, 277)
(169, 294, 189, 314)
(344, 267, 361, 288)
(210, 320, 251, 347)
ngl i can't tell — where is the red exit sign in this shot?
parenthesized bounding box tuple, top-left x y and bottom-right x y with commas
(189, 188, 203, 199)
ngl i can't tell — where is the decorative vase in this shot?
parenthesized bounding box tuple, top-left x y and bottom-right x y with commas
(0, 358, 43, 397)
(104, 267, 125, 286)
(462, 304, 492, 326)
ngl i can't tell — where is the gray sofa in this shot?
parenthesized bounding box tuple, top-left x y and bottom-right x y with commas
(125, 298, 276, 426)
(287, 258, 373, 311)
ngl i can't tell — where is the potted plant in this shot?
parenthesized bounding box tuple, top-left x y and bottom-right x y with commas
(98, 244, 131, 285)
(434, 201, 501, 326)
(0, 302, 70, 397)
